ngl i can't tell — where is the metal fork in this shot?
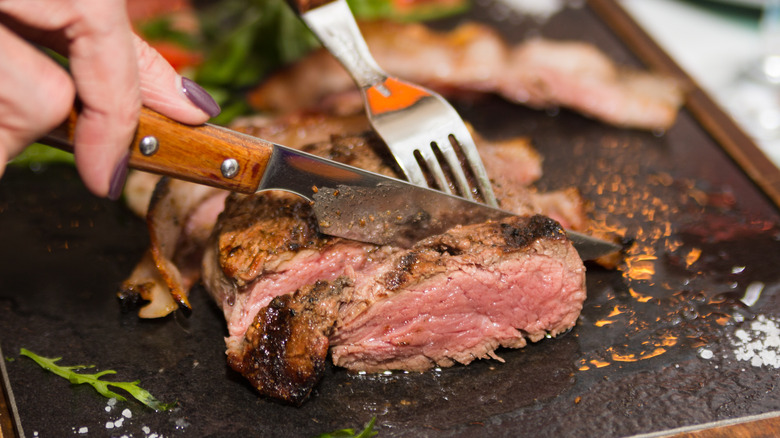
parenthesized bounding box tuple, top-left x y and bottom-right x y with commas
(290, 0, 498, 206)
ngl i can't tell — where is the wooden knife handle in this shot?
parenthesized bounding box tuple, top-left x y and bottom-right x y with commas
(42, 107, 273, 194)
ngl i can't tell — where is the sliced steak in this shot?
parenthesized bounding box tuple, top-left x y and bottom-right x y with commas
(197, 112, 595, 403)
(225, 215, 585, 404)
(203, 127, 587, 346)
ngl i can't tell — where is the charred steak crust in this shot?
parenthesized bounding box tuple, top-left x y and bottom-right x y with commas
(381, 214, 567, 292)
(216, 191, 329, 286)
(227, 278, 352, 405)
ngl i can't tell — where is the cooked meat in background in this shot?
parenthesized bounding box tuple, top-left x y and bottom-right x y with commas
(249, 21, 684, 131)
(120, 178, 228, 317)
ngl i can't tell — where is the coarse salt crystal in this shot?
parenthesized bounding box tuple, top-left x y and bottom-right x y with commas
(122, 408, 132, 419)
(78, 426, 88, 434)
(760, 349, 778, 366)
(114, 417, 124, 428)
(106, 421, 114, 429)
(731, 315, 780, 369)
(699, 349, 713, 360)
(142, 426, 151, 434)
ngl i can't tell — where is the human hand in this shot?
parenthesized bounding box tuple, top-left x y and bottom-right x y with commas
(0, 0, 220, 199)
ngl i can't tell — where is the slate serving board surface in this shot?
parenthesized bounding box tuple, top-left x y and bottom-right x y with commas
(1, 2, 779, 437)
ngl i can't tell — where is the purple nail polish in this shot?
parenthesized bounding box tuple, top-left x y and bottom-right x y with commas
(108, 152, 130, 201)
(182, 77, 221, 118)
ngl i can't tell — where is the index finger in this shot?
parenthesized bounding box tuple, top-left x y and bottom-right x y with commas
(65, 0, 141, 198)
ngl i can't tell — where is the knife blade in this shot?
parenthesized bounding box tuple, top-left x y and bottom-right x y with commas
(43, 107, 621, 259)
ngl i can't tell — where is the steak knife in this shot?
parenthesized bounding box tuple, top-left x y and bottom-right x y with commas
(43, 107, 621, 259)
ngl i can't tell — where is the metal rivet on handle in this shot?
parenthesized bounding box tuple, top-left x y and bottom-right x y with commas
(138, 135, 159, 156)
(221, 158, 239, 179)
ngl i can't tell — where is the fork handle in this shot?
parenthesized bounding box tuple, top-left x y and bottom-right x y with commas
(292, 0, 387, 89)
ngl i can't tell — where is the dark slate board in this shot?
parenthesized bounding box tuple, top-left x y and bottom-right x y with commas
(1, 2, 779, 437)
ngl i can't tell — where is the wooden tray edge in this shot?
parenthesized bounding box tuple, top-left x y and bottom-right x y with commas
(629, 410, 780, 438)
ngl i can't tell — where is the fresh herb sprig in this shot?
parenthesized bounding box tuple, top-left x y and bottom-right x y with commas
(19, 348, 174, 411)
(314, 417, 379, 438)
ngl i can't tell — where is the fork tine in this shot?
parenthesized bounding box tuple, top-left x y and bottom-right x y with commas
(418, 148, 456, 196)
(392, 149, 430, 188)
(451, 125, 499, 207)
(436, 136, 476, 201)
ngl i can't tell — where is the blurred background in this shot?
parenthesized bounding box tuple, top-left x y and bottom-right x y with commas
(14, 0, 779, 174)
(621, 0, 780, 167)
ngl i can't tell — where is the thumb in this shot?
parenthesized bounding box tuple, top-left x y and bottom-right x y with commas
(134, 34, 220, 124)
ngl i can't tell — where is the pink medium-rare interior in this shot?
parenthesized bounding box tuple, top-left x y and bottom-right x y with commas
(331, 246, 586, 372)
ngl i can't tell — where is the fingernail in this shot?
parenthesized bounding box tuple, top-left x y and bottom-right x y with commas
(182, 77, 221, 118)
(108, 151, 130, 201)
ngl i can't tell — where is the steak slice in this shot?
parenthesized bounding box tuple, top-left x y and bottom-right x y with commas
(222, 214, 585, 404)
(330, 215, 586, 372)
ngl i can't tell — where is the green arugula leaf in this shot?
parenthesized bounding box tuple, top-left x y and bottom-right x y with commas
(138, 16, 199, 49)
(348, 0, 470, 22)
(19, 348, 175, 411)
(8, 144, 75, 169)
(314, 417, 379, 438)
